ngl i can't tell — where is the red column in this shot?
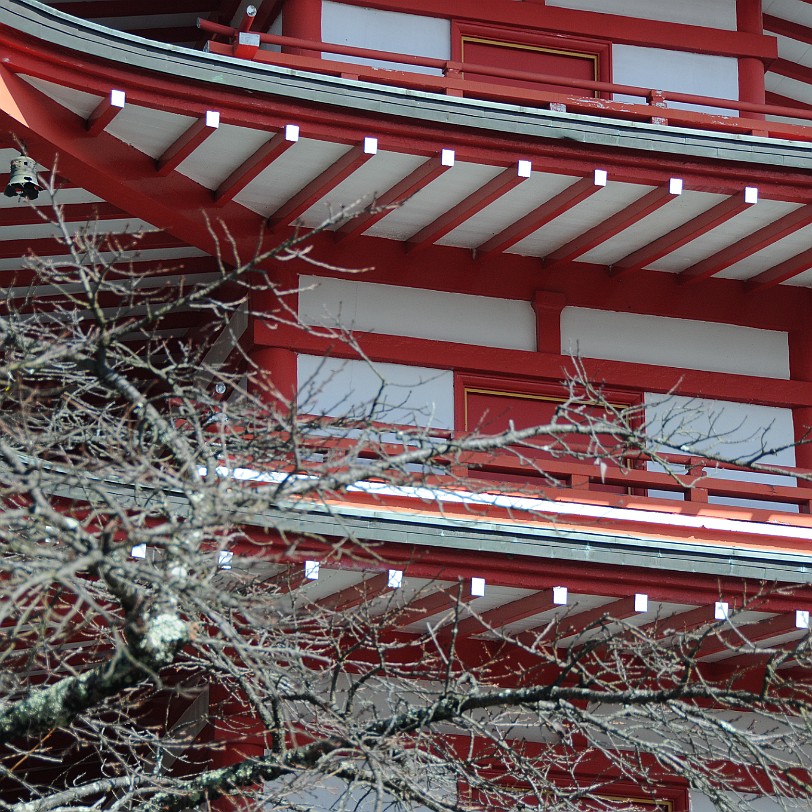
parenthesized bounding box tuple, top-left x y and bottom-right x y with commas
(737, 0, 766, 119)
(789, 328, 812, 470)
(532, 290, 567, 354)
(250, 347, 298, 407)
(282, 0, 322, 57)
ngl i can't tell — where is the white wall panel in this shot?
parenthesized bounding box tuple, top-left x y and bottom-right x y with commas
(561, 308, 789, 379)
(645, 393, 797, 511)
(322, 1, 450, 74)
(298, 355, 454, 429)
(546, 0, 736, 30)
(613, 46, 739, 114)
(300, 276, 536, 351)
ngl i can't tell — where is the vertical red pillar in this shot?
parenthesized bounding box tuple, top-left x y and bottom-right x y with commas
(250, 346, 298, 407)
(736, 0, 766, 119)
(789, 328, 812, 471)
(282, 0, 322, 57)
(532, 290, 567, 354)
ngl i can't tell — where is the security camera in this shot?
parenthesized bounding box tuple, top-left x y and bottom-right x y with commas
(4, 156, 41, 201)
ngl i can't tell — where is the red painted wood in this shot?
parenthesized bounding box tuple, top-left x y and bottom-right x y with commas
(698, 611, 805, 659)
(282, 0, 321, 57)
(0, 201, 126, 227)
(157, 113, 219, 177)
(0, 229, 185, 260)
(544, 185, 677, 271)
(317, 572, 391, 612)
(477, 176, 602, 259)
(763, 14, 812, 46)
(611, 193, 753, 277)
(396, 582, 475, 626)
(269, 140, 375, 227)
(453, 588, 560, 638)
(771, 57, 812, 85)
(255, 322, 812, 408)
(679, 203, 812, 285)
(334, 154, 453, 241)
(407, 163, 528, 252)
(747, 246, 812, 291)
(522, 595, 639, 643)
(214, 127, 298, 206)
(85, 90, 124, 136)
(532, 290, 566, 354)
(737, 0, 765, 115)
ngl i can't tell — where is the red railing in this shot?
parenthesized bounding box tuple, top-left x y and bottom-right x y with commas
(198, 15, 812, 143)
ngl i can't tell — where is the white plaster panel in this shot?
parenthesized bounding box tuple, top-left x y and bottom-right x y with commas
(22, 75, 102, 118)
(322, 1, 450, 75)
(297, 354, 454, 429)
(646, 392, 798, 511)
(561, 308, 789, 379)
(106, 106, 197, 160)
(546, 0, 736, 29)
(299, 275, 536, 351)
(612, 45, 739, 115)
(718, 223, 812, 282)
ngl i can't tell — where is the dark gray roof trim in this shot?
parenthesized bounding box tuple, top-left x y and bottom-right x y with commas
(4, 0, 812, 171)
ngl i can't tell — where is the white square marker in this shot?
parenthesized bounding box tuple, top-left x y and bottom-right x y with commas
(517, 159, 532, 178)
(285, 124, 300, 142)
(206, 110, 220, 128)
(218, 551, 233, 570)
(744, 186, 758, 204)
(715, 601, 730, 620)
(471, 577, 486, 597)
(669, 178, 683, 195)
(553, 586, 568, 605)
(796, 610, 810, 629)
(110, 89, 126, 108)
(363, 136, 378, 154)
(131, 543, 147, 559)
(594, 169, 608, 186)
(441, 149, 455, 166)
(387, 569, 403, 589)
(304, 560, 320, 580)
(634, 593, 649, 613)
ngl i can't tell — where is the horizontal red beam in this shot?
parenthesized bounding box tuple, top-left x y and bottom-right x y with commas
(0, 229, 185, 260)
(0, 201, 126, 227)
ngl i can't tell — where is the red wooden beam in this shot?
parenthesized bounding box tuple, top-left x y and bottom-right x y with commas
(477, 172, 606, 260)
(334, 151, 455, 242)
(269, 137, 378, 228)
(214, 124, 299, 207)
(747, 246, 812, 292)
(395, 581, 475, 627)
(0, 201, 126, 227)
(157, 111, 220, 177)
(765, 89, 808, 111)
(317, 571, 390, 613)
(55, 0, 217, 16)
(763, 14, 812, 46)
(521, 595, 642, 645)
(544, 182, 680, 271)
(451, 586, 565, 638)
(770, 58, 812, 85)
(697, 612, 808, 660)
(86, 89, 125, 136)
(611, 190, 756, 277)
(252, 0, 284, 32)
(0, 230, 186, 261)
(679, 202, 812, 285)
(407, 161, 531, 253)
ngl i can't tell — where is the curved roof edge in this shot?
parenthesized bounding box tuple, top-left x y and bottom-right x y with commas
(3, 0, 811, 172)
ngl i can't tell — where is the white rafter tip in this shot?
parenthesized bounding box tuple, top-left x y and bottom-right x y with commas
(363, 136, 378, 154)
(594, 169, 608, 186)
(517, 159, 532, 178)
(669, 178, 683, 195)
(744, 186, 758, 204)
(441, 149, 455, 167)
(131, 543, 147, 559)
(218, 551, 233, 570)
(796, 609, 810, 630)
(714, 601, 730, 620)
(471, 577, 486, 597)
(304, 560, 320, 580)
(110, 89, 126, 108)
(552, 586, 568, 606)
(285, 124, 300, 142)
(634, 593, 649, 613)
(387, 569, 403, 589)
(206, 110, 220, 128)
